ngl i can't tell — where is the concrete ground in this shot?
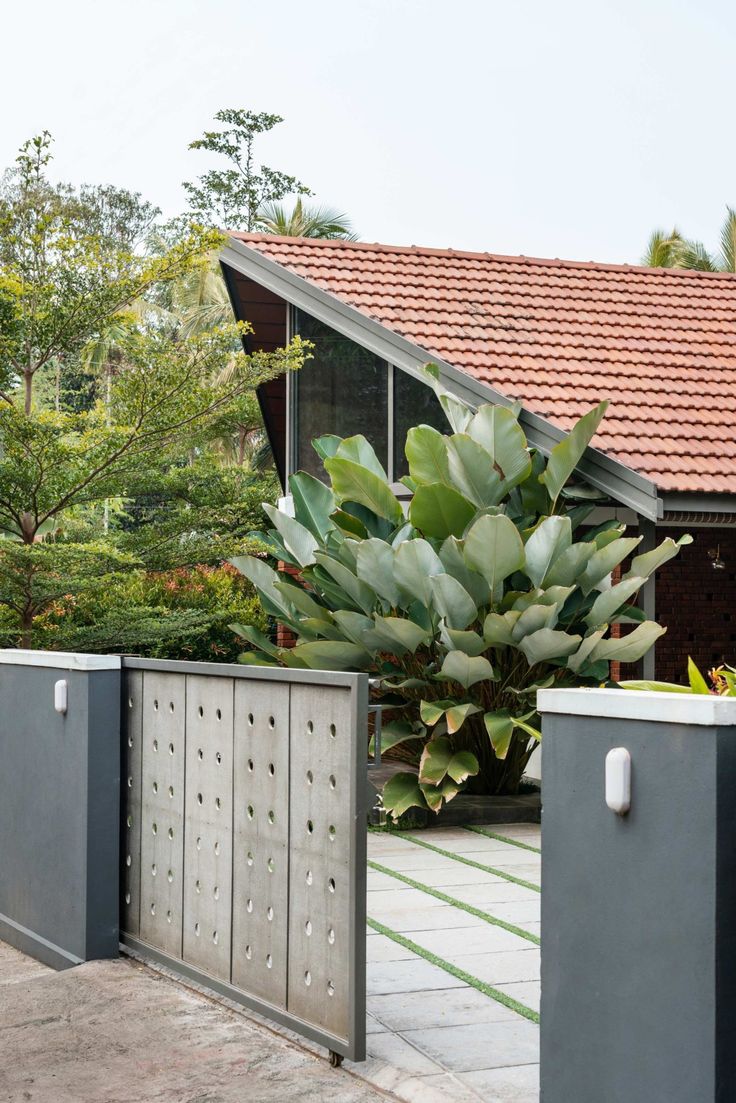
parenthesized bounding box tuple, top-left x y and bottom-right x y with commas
(0, 822, 540, 1103)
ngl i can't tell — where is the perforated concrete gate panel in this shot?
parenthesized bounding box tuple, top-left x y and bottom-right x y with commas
(120, 658, 368, 1062)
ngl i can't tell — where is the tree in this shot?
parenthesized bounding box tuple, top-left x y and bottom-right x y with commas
(257, 198, 357, 240)
(642, 208, 736, 271)
(184, 109, 311, 231)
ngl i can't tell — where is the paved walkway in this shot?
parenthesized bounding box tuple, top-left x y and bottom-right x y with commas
(354, 823, 541, 1102)
(0, 822, 540, 1103)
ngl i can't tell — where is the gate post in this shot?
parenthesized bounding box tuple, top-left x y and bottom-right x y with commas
(538, 687, 736, 1103)
(0, 649, 121, 969)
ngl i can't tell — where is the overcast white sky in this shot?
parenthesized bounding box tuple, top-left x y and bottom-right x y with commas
(2, 0, 735, 264)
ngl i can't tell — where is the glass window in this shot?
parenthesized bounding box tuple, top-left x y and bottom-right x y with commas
(393, 369, 450, 479)
(293, 311, 388, 478)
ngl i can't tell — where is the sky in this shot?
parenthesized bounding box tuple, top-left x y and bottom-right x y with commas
(2, 0, 735, 265)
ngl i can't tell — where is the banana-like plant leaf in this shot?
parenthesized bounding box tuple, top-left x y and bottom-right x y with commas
(446, 749, 479, 783)
(369, 615, 431, 655)
(484, 711, 515, 759)
(430, 573, 478, 629)
(619, 679, 692, 693)
(468, 405, 532, 491)
(410, 482, 476, 539)
(625, 534, 693, 580)
(567, 629, 607, 673)
(336, 434, 389, 480)
(288, 472, 336, 541)
(369, 720, 422, 755)
(418, 363, 474, 432)
(588, 621, 666, 664)
(312, 434, 342, 462)
(439, 536, 491, 606)
(445, 702, 482, 734)
(539, 401, 608, 506)
(263, 503, 318, 567)
(394, 538, 444, 607)
(524, 516, 572, 588)
(441, 625, 487, 656)
(355, 538, 401, 606)
(230, 623, 280, 658)
(383, 771, 425, 817)
(419, 736, 454, 785)
(291, 640, 372, 671)
(446, 434, 502, 507)
(275, 580, 332, 622)
(512, 602, 560, 641)
(519, 627, 582, 665)
(325, 456, 403, 524)
(439, 650, 495, 688)
(332, 610, 376, 646)
(542, 541, 594, 587)
(313, 552, 376, 614)
(464, 514, 525, 591)
(483, 610, 520, 646)
(585, 576, 645, 628)
(579, 536, 643, 595)
(231, 555, 297, 622)
(420, 698, 456, 726)
(405, 425, 451, 485)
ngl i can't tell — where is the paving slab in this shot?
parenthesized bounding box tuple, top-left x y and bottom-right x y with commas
(402, 1019, 540, 1072)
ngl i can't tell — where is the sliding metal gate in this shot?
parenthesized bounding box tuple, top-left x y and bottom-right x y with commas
(120, 657, 368, 1063)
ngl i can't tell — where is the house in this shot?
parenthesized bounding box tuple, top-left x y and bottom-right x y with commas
(220, 234, 736, 682)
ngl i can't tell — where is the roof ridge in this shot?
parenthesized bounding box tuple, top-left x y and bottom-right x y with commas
(227, 231, 736, 281)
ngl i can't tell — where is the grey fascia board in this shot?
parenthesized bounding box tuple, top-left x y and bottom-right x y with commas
(538, 686, 736, 727)
(662, 493, 736, 515)
(221, 239, 663, 521)
(0, 648, 121, 671)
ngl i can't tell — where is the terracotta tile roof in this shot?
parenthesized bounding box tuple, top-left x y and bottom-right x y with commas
(229, 233, 736, 496)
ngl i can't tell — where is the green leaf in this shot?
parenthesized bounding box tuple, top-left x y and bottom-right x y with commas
(355, 538, 401, 606)
(409, 482, 476, 539)
(588, 621, 666, 664)
(446, 434, 502, 507)
(518, 627, 582, 665)
(523, 516, 572, 588)
(275, 580, 331, 622)
(567, 629, 607, 673)
(417, 363, 474, 433)
(394, 538, 444, 607)
(542, 542, 594, 587)
(441, 626, 488, 656)
(313, 552, 376, 614)
(539, 401, 608, 506)
(230, 623, 280, 658)
(430, 573, 478, 629)
(312, 434, 342, 462)
(405, 424, 451, 485)
(484, 711, 515, 759)
(483, 610, 520, 647)
(230, 555, 297, 622)
(336, 434, 388, 480)
(584, 576, 646, 628)
(446, 750, 479, 784)
(625, 534, 693, 580)
(331, 610, 376, 646)
(420, 699, 456, 726)
(419, 736, 454, 785)
(369, 615, 430, 655)
(331, 508, 368, 538)
(288, 472, 336, 541)
(439, 536, 491, 606)
(290, 640, 372, 671)
(464, 514, 525, 591)
(619, 679, 692, 693)
(468, 405, 532, 491)
(688, 656, 711, 694)
(263, 503, 318, 567)
(439, 650, 495, 688)
(512, 602, 560, 641)
(325, 456, 403, 524)
(579, 536, 643, 595)
(445, 702, 482, 734)
(383, 772, 426, 817)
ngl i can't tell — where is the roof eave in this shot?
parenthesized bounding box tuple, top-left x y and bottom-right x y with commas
(221, 236, 663, 522)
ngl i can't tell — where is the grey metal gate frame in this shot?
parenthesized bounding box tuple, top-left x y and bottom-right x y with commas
(120, 656, 368, 1063)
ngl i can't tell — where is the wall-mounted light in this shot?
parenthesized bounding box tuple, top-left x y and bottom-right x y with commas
(708, 545, 726, 570)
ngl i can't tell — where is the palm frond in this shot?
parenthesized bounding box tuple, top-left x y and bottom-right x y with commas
(642, 228, 686, 268)
(679, 239, 718, 271)
(256, 198, 357, 240)
(719, 207, 736, 272)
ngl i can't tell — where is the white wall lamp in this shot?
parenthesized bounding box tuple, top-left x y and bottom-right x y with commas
(605, 747, 631, 815)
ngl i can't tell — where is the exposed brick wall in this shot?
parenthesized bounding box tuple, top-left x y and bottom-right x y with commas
(651, 527, 736, 683)
(276, 562, 299, 649)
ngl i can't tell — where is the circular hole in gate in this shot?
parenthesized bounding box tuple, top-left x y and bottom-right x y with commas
(153, 740, 158, 753)
(247, 804, 254, 819)
(152, 822, 158, 835)
(168, 827, 174, 840)
(127, 736, 133, 749)
(127, 776, 133, 789)
(268, 716, 275, 729)
(328, 927, 335, 945)
(152, 781, 158, 794)
(214, 841, 220, 856)
(167, 869, 173, 883)
(216, 752, 222, 766)
(150, 903, 155, 915)
(128, 697, 134, 709)
(215, 797, 222, 811)
(166, 910, 172, 924)
(307, 820, 314, 834)
(126, 814, 133, 828)
(212, 930, 218, 945)
(216, 708, 222, 722)
(247, 713, 254, 726)
(198, 705, 204, 719)
(213, 885, 219, 900)
(153, 699, 159, 711)
(169, 702, 175, 713)
(247, 758, 254, 772)
(268, 762, 275, 777)
(125, 892, 131, 905)
(329, 825, 336, 841)
(328, 877, 336, 894)
(168, 743, 174, 756)
(196, 836, 202, 850)
(197, 793, 203, 806)
(327, 981, 335, 998)
(306, 770, 313, 785)
(195, 879, 201, 894)
(194, 922, 200, 937)
(246, 852, 254, 866)
(305, 920, 312, 936)
(329, 723, 336, 739)
(246, 898, 253, 913)
(267, 857, 275, 873)
(267, 810, 275, 824)
(126, 854, 131, 868)
(304, 970, 312, 987)
(151, 863, 157, 876)
(307, 720, 314, 734)
(329, 774, 336, 790)
(245, 944, 252, 960)
(168, 786, 174, 799)
(197, 748, 203, 761)
(305, 869, 312, 885)
(267, 906, 274, 922)
(266, 954, 273, 970)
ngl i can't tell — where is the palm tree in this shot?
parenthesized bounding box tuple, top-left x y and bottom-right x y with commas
(256, 197, 357, 240)
(642, 208, 736, 271)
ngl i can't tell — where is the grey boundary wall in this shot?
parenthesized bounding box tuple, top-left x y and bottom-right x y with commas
(0, 650, 121, 970)
(538, 687, 736, 1103)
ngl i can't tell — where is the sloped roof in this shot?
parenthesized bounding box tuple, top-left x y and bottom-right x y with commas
(228, 233, 736, 496)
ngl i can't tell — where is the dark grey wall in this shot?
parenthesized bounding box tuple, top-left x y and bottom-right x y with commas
(0, 661, 120, 968)
(541, 710, 736, 1103)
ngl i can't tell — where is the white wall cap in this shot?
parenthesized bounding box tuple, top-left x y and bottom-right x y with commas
(538, 687, 736, 727)
(0, 649, 121, 672)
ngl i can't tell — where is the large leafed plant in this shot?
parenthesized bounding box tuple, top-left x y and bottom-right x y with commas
(231, 367, 689, 817)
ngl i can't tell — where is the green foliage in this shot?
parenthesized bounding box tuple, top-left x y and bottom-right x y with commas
(257, 197, 357, 240)
(621, 657, 736, 696)
(232, 367, 690, 816)
(642, 208, 736, 272)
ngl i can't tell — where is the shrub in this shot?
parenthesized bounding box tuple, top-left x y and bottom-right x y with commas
(231, 367, 689, 817)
